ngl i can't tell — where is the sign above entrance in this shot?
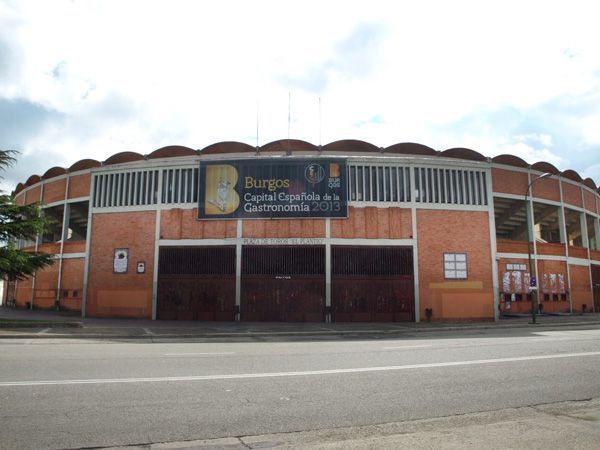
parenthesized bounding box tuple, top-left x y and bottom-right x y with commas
(198, 158, 348, 219)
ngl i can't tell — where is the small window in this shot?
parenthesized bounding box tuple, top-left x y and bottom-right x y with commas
(444, 253, 468, 279)
(506, 263, 527, 271)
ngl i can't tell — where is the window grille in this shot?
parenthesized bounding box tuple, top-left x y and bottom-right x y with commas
(444, 253, 468, 279)
(93, 170, 160, 208)
(415, 167, 488, 206)
(348, 165, 411, 202)
(161, 168, 199, 204)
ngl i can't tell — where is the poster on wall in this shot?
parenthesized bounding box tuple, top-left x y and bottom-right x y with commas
(113, 248, 129, 274)
(197, 158, 348, 219)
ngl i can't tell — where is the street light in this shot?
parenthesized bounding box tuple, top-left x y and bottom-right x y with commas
(525, 172, 553, 324)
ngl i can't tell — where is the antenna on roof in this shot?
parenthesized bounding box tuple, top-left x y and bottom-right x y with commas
(256, 102, 259, 149)
(318, 96, 322, 147)
(287, 91, 291, 155)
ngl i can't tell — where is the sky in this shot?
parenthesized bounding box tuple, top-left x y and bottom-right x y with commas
(1, 0, 600, 192)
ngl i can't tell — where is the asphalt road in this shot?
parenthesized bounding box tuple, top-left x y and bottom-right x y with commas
(1, 327, 600, 449)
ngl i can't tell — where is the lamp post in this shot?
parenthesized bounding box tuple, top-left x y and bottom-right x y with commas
(525, 172, 553, 324)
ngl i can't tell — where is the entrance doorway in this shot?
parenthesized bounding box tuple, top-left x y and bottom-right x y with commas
(331, 246, 414, 322)
(241, 246, 325, 322)
(157, 246, 236, 320)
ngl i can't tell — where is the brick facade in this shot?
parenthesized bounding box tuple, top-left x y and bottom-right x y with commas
(10, 148, 600, 320)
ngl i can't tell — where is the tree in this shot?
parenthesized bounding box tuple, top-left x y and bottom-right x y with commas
(0, 150, 54, 281)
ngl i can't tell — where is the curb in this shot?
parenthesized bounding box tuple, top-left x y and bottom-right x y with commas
(0, 319, 598, 339)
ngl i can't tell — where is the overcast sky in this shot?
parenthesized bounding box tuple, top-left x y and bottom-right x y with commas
(1, 0, 600, 191)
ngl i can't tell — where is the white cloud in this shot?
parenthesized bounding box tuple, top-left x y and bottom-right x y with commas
(1, 0, 600, 189)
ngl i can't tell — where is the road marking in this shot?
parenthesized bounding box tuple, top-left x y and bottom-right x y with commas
(37, 328, 51, 335)
(383, 345, 433, 350)
(163, 352, 236, 357)
(1, 351, 599, 387)
(142, 328, 155, 336)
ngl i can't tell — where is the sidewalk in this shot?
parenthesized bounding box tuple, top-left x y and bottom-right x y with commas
(125, 398, 600, 449)
(1, 306, 599, 340)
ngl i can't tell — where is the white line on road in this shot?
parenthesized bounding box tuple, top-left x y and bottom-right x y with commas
(37, 328, 51, 335)
(163, 352, 236, 357)
(1, 351, 599, 387)
(383, 345, 433, 350)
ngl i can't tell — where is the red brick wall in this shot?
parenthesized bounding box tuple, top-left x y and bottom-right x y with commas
(68, 173, 91, 199)
(160, 208, 237, 239)
(42, 179, 66, 204)
(417, 210, 494, 320)
(25, 186, 41, 205)
(33, 261, 59, 309)
(569, 264, 591, 312)
(531, 177, 560, 202)
(15, 193, 25, 206)
(331, 207, 412, 239)
(63, 241, 86, 254)
(243, 218, 325, 238)
(562, 182, 582, 208)
(60, 258, 84, 311)
(583, 189, 597, 214)
(537, 259, 570, 313)
(537, 242, 566, 256)
(15, 277, 33, 307)
(496, 239, 529, 254)
(568, 246, 588, 259)
(492, 168, 528, 196)
(87, 211, 156, 318)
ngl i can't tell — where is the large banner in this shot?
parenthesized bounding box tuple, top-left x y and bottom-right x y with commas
(198, 159, 347, 219)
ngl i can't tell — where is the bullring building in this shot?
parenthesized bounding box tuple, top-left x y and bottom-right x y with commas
(5, 140, 600, 322)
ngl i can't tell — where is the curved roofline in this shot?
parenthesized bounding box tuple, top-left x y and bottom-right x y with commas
(561, 169, 583, 182)
(200, 141, 256, 155)
(103, 151, 145, 165)
(384, 142, 437, 156)
(530, 161, 560, 175)
(69, 159, 101, 172)
(260, 139, 319, 153)
(492, 154, 529, 168)
(147, 145, 197, 159)
(25, 175, 41, 187)
(322, 139, 380, 153)
(441, 147, 487, 162)
(583, 178, 597, 190)
(41, 166, 67, 180)
(11, 141, 600, 195)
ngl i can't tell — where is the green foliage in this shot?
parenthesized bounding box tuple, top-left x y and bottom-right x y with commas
(0, 244, 54, 281)
(0, 149, 55, 281)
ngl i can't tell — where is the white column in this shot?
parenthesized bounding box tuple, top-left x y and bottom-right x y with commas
(325, 218, 331, 323)
(56, 177, 70, 309)
(81, 175, 96, 318)
(410, 166, 420, 322)
(527, 172, 540, 307)
(235, 219, 242, 320)
(486, 168, 500, 320)
(31, 182, 44, 309)
(558, 178, 573, 313)
(151, 170, 163, 320)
